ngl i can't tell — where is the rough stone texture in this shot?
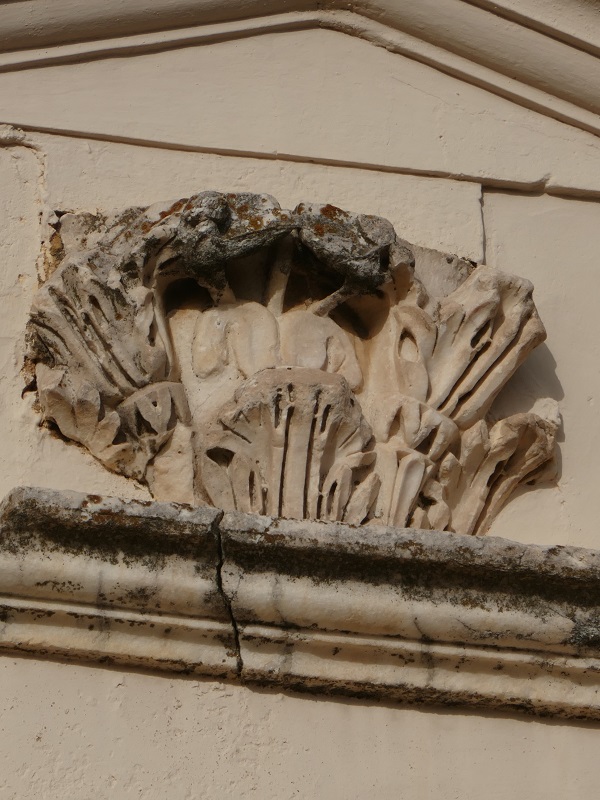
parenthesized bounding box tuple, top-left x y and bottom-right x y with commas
(27, 192, 556, 534)
(3, 487, 600, 719)
(0, 487, 236, 675)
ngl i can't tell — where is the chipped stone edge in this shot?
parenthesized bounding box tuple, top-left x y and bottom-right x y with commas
(2, 487, 600, 719)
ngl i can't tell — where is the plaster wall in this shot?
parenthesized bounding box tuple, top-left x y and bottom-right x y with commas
(2, 29, 600, 193)
(2, 654, 600, 800)
(1, 22, 600, 798)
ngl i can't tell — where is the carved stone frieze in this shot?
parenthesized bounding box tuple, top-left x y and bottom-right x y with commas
(26, 192, 558, 534)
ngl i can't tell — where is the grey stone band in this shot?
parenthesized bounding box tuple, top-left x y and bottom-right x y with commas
(1, 486, 600, 718)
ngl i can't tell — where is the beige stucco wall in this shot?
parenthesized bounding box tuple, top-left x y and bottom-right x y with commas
(2, 654, 600, 800)
(1, 21, 600, 798)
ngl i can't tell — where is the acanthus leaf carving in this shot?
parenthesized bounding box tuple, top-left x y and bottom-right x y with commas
(201, 367, 377, 523)
(26, 191, 558, 535)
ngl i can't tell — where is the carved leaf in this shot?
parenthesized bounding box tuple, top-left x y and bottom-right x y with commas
(427, 268, 546, 427)
(438, 413, 558, 534)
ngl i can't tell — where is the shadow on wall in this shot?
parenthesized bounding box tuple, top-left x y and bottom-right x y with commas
(491, 342, 564, 484)
(5, 650, 600, 732)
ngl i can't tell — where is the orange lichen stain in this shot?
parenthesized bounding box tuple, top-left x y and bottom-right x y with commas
(159, 199, 186, 220)
(320, 204, 343, 220)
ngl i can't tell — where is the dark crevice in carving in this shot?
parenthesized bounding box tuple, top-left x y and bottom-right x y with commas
(303, 390, 320, 519)
(278, 403, 295, 518)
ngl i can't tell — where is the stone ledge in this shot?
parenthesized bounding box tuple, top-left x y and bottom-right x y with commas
(2, 487, 600, 718)
(0, 487, 237, 677)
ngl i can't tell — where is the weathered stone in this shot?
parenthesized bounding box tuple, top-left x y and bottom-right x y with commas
(0, 487, 236, 676)
(2, 487, 600, 718)
(27, 191, 557, 535)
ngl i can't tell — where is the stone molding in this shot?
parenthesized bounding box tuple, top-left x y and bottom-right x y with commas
(3, 486, 600, 719)
(0, 4, 599, 138)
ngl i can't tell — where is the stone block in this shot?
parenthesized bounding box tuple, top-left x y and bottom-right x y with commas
(0, 487, 236, 676)
(36, 132, 484, 262)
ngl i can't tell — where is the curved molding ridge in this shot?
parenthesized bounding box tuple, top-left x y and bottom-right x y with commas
(2, 486, 600, 719)
(0, 4, 598, 137)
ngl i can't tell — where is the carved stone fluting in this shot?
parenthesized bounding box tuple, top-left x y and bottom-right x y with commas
(201, 368, 378, 523)
(26, 192, 558, 534)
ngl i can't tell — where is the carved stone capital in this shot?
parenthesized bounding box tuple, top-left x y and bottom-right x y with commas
(27, 192, 557, 535)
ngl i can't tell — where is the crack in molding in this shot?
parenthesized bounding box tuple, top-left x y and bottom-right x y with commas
(213, 513, 244, 677)
(6, 488, 600, 717)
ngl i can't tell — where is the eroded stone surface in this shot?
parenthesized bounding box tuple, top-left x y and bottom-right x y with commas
(27, 192, 557, 534)
(2, 487, 600, 719)
(0, 486, 236, 675)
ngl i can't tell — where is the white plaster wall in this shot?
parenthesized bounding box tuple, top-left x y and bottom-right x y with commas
(1, 21, 600, 799)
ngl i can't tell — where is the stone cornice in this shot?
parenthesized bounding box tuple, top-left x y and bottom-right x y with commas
(2, 0, 599, 58)
(0, 2, 598, 138)
(2, 487, 600, 718)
